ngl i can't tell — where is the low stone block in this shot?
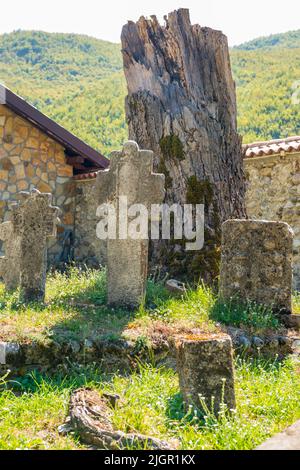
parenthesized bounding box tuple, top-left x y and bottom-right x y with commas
(175, 334, 236, 415)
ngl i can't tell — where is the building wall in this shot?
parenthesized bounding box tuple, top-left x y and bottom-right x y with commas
(245, 152, 300, 289)
(0, 104, 75, 263)
(74, 179, 106, 267)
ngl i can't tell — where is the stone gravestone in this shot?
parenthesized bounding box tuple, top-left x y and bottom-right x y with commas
(0, 221, 21, 291)
(175, 334, 236, 415)
(219, 219, 294, 313)
(10, 189, 60, 302)
(96, 141, 165, 308)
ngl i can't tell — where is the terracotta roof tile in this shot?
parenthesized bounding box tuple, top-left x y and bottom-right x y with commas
(243, 136, 300, 158)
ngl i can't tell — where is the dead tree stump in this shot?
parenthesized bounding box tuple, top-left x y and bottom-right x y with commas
(175, 334, 236, 415)
(121, 8, 246, 282)
(62, 388, 174, 450)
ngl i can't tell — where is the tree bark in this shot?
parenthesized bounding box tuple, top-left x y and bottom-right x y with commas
(121, 8, 246, 282)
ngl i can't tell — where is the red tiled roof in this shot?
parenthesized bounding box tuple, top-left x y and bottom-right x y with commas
(243, 136, 300, 159)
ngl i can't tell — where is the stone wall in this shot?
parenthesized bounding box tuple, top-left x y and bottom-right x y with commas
(74, 178, 106, 267)
(245, 152, 300, 289)
(0, 104, 75, 264)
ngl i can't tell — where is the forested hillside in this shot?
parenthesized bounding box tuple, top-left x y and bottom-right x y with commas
(232, 29, 300, 143)
(0, 29, 299, 155)
(235, 29, 300, 50)
(0, 31, 126, 154)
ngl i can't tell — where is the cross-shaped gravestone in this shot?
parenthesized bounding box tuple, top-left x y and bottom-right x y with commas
(96, 141, 165, 308)
(10, 189, 60, 302)
(0, 221, 21, 291)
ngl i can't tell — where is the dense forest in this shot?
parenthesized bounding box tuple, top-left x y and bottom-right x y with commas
(0, 29, 299, 155)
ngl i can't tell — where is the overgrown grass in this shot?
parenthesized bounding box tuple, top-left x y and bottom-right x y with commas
(210, 297, 280, 331)
(0, 267, 130, 343)
(1, 356, 300, 450)
(0, 267, 297, 344)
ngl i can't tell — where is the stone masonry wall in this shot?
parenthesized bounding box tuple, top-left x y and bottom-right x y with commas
(74, 179, 106, 267)
(245, 152, 300, 289)
(0, 104, 75, 264)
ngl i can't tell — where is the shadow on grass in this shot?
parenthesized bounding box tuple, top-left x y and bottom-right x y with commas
(0, 267, 172, 346)
(8, 362, 114, 394)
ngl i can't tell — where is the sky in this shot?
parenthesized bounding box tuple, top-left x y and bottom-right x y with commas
(0, 0, 299, 46)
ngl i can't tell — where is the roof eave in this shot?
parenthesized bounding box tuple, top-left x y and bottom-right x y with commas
(3, 86, 109, 169)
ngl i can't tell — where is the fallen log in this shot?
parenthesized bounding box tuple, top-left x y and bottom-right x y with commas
(60, 388, 175, 450)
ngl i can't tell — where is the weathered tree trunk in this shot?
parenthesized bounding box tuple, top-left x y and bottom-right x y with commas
(121, 8, 246, 282)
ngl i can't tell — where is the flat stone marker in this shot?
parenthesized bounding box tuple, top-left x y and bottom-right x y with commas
(10, 189, 60, 302)
(219, 219, 293, 313)
(175, 334, 236, 415)
(0, 221, 21, 291)
(96, 141, 165, 308)
(256, 420, 300, 450)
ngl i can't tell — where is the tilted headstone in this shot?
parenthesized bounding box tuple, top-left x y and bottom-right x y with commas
(219, 219, 294, 313)
(95, 141, 165, 308)
(10, 189, 60, 302)
(0, 221, 21, 291)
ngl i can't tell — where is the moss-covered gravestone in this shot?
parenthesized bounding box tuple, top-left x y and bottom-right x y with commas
(9, 189, 60, 302)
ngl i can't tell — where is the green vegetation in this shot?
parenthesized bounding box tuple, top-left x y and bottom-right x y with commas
(186, 177, 213, 205)
(211, 298, 280, 330)
(232, 47, 300, 143)
(0, 30, 127, 155)
(0, 267, 130, 344)
(0, 267, 291, 345)
(292, 291, 300, 314)
(159, 135, 185, 161)
(0, 29, 299, 155)
(1, 357, 300, 449)
(0, 268, 300, 449)
(235, 29, 300, 50)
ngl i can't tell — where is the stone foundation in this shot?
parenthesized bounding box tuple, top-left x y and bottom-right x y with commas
(1, 327, 299, 377)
